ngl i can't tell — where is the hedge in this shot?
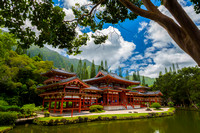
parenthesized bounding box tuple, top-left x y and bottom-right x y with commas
(0, 105, 21, 112)
(0, 112, 18, 125)
(89, 105, 104, 112)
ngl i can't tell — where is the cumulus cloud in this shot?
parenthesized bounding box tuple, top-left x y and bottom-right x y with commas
(69, 26, 136, 70)
(138, 22, 148, 33)
(139, 1, 200, 78)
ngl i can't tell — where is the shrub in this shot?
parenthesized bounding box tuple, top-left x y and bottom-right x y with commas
(0, 112, 18, 125)
(0, 105, 21, 112)
(44, 111, 50, 117)
(0, 100, 9, 106)
(151, 102, 161, 109)
(21, 104, 40, 114)
(168, 102, 174, 107)
(89, 105, 104, 112)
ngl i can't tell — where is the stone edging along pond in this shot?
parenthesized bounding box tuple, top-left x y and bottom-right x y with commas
(33, 108, 175, 126)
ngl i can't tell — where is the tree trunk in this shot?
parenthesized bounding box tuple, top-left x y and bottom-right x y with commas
(119, 0, 200, 66)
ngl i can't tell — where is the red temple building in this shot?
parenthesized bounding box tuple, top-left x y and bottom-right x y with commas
(37, 69, 163, 114)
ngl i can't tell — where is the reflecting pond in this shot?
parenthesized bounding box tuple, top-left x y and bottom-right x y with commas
(9, 110, 200, 133)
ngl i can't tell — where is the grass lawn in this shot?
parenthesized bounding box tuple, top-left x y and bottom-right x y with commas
(0, 125, 13, 132)
(36, 107, 175, 123)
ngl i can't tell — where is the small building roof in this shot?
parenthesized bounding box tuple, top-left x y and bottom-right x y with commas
(41, 69, 76, 77)
(132, 85, 150, 90)
(83, 86, 103, 91)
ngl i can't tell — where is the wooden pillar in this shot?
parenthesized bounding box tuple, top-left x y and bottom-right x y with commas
(79, 96, 81, 113)
(90, 97, 92, 106)
(111, 92, 113, 105)
(42, 97, 45, 111)
(54, 97, 57, 113)
(60, 95, 64, 114)
(83, 97, 85, 109)
(48, 96, 52, 112)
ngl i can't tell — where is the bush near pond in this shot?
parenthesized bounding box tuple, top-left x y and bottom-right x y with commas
(151, 103, 161, 109)
(0, 112, 18, 125)
(0, 105, 21, 112)
(89, 105, 104, 112)
(168, 102, 174, 107)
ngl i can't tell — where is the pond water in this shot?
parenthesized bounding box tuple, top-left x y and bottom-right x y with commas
(9, 110, 200, 133)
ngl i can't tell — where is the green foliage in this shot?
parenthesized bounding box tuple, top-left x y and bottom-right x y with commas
(90, 60, 96, 78)
(0, 112, 18, 125)
(89, 105, 104, 112)
(151, 103, 161, 109)
(0, 105, 21, 112)
(190, 0, 200, 14)
(168, 102, 174, 107)
(21, 104, 40, 114)
(0, 100, 9, 106)
(118, 66, 122, 77)
(153, 66, 200, 107)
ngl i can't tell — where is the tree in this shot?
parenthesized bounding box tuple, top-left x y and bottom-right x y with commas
(70, 64, 74, 72)
(98, 65, 101, 72)
(85, 69, 89, 79)
(105, 60, 108, 72)
(82, 62, 87, 79)
(132, 72, 137, 81)
(100, 60, 104, 71)
(77, 59, 82, 78)
(142, 76, 145, 86)
(38, 53, 43, 60)
(1, 0, 200, 66)
(165, 67, 168, 74)
(169, 67, 172, 73)
(159, 71, 162, 77)
(137, 71, 140, 81)
(118, 66, 122, 77)
(126, 70, 129, 80)
(90, 60, 96, 78)
(172, 63, 176, 73)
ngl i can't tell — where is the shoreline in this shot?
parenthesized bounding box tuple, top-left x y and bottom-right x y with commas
(33, 107, 175, 126)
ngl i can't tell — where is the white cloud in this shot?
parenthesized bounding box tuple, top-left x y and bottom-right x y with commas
(139, 1, 200, 78)
(138, 22, 148, 33)
(69, 26, 136, 70)
(63, 0, 90, 8)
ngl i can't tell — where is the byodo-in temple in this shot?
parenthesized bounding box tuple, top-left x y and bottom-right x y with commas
(37, 69, 163, 114)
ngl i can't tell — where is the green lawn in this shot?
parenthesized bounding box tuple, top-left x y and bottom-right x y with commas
(36, 107, 175, 123)
(0, 125, 13, 132)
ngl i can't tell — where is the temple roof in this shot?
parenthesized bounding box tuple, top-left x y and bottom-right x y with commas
(37, 76, 90, 89)
(84, 71, 140, 85)
(138, 90, 161, 95)
(83, 86, 103, 91)
(41, 69, 76, 77)
(132, 85, 150, 90)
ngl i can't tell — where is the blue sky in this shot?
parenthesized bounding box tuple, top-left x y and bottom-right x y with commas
(48, 0, 200, 78)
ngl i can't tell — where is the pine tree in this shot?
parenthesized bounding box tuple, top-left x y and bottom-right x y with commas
(126, 70, 129, 80)
(105, 60, 108, 72)
(85, 69, 89, 79)
(165, 67, 168, 74)
(70, 64, 74, 72)
(169, 67, 172, 73)
(118, 66, 122, 77)
(172, 63, 176, 73)
(90, 60, 96, 78)
(137, 71, 140, 81)
(142, 76, 145, 85)
(176, 63, 180, 70)
(101, 60, 104, 70)
(77, 59, 82, 78)
(38, 53, 43, 60)
(82, 62, 87, 79)
(28, 52, 31, 57)
(159, 71, 162, 77)
(98, 66, 101, 72)
(132, 72, 137, 81)
(15, 45, 23, 55)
